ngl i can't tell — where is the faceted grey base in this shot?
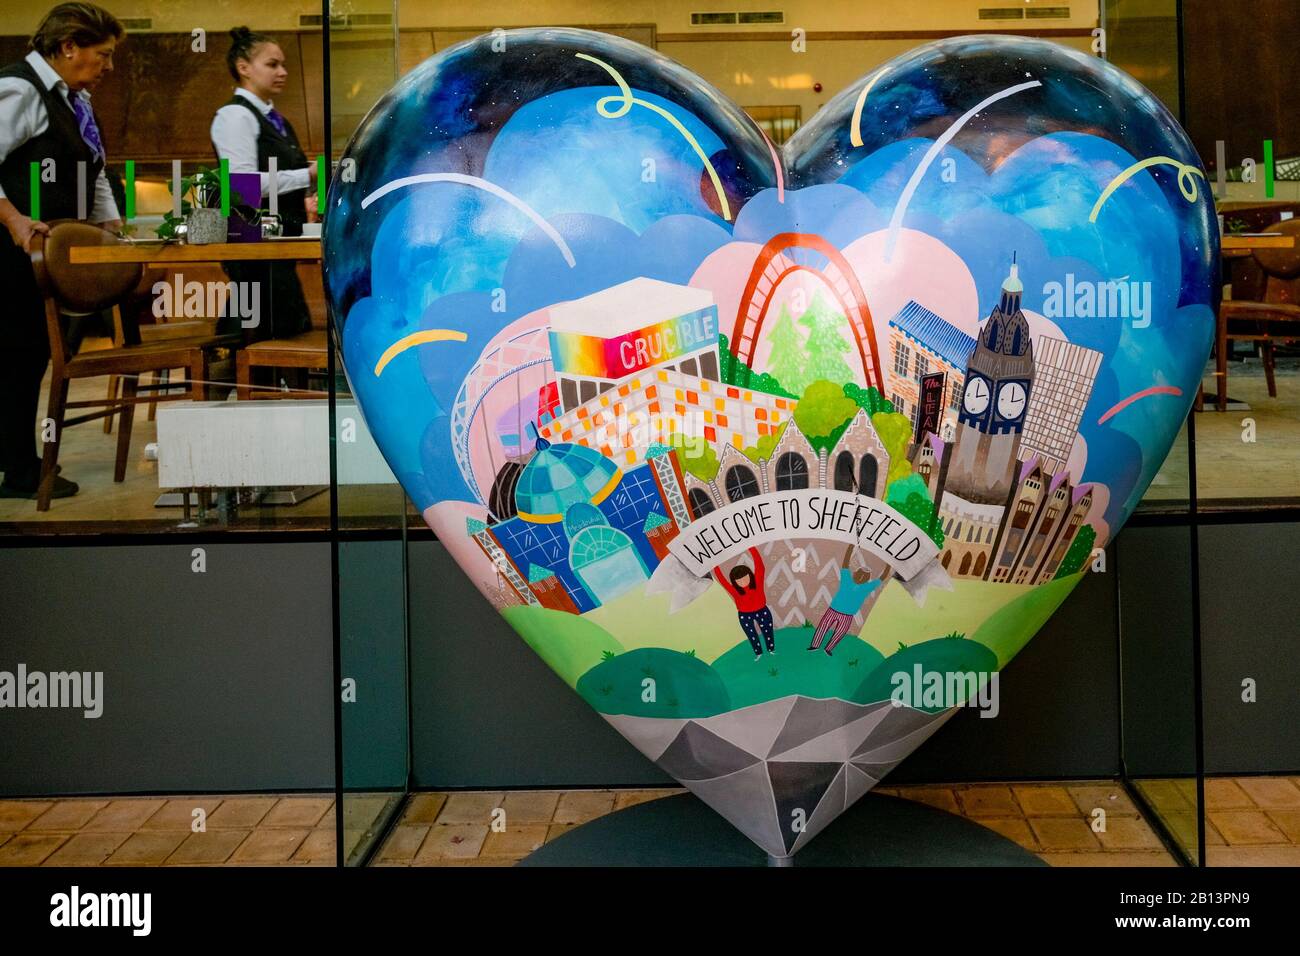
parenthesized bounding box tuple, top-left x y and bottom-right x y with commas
(604, 696, 957, 857)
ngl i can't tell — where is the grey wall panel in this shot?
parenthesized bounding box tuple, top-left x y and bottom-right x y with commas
(0, 542, 334, 796)
(1199, 522, 1300, 775)
(408, 542, 672, 788)
(891, 557, 1121, 783)
(409, 540, 1122, 788)
(1116, 524, 1199, 778)
(3, 518, 1289, 800)
(340, 539, 408, 790)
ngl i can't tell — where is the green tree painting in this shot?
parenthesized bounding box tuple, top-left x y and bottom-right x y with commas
(797, 291, 854, 385)
(793, 380, 858, 452)
(887, 475, 945, 547)
(869, 410, 915, 488)
(765, 304, 808, 395)
(843, 381, 890, 416)
(668, 433, 720, 481)
(717, 333, 741, 386)
(718, 332, 798, 397)
(1053, 524, 1098, 578)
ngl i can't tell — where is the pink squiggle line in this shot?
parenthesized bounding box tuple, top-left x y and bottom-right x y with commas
(760, 129, 785, 203)
(1097, 385, 1182, 424)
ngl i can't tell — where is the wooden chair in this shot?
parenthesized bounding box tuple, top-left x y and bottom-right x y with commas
(103, 269, 223, 432)
(236, 329, 329, 399)
(29, 223, 234, 510)
(1217, 218, 1300, 411)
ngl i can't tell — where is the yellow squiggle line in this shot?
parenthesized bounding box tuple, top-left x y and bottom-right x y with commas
(1090, 156, 1206, 223)
(374, 329, 468, 376)
(574, 52, 732, 221)
(849, 69, 885, 148)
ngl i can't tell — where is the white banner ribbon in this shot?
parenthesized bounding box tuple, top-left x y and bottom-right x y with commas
(668, 489, 941, 581)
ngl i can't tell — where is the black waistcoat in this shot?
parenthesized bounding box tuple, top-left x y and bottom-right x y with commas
(215, 96, 309, 236)
(0, 58, 102, 222)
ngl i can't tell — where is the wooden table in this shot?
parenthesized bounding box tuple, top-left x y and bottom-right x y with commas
(68, 239, 321, 264)
(68, 238, 327, 405)
(1221, 234, 1296, 258)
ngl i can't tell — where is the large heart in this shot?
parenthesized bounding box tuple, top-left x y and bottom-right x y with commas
(323, 29, 1216, 860)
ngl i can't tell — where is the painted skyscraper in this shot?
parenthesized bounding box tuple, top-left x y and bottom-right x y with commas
(1017, 336, 1103, 476)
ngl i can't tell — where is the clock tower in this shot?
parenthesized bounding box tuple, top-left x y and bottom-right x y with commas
(942, 256, 1035, 506)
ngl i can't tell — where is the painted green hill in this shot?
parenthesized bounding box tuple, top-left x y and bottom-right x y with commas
(576, 647, 730, 718)
(711, 627, 886, 710)
(852, 636, 998, 711)
(502, 604, 624, 688)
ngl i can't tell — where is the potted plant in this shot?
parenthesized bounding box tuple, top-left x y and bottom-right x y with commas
(158, 166, 226, 244)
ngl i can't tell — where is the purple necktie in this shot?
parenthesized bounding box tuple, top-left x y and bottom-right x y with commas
(266, 108, 288, 138)
(67, 90, 105, 162)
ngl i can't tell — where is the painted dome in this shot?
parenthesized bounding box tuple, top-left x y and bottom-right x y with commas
(563, 501, 608, 536)
(513, 433, 621, 523)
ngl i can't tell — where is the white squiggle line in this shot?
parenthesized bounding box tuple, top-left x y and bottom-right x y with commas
(360, 172, 576, 268)
(884, 80, 1042, 261)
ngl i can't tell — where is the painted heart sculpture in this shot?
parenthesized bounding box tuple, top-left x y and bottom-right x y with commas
(323, 29, 1216, 860)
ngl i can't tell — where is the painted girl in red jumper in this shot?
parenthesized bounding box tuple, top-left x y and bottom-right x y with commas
(713, 546, 776, 660)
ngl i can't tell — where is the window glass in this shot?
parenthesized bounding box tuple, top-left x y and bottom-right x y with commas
(0, 3, 399, 535)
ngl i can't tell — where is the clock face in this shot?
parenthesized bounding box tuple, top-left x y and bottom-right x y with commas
(997, 381, 1028, 419)
(963, 377, 990, 414)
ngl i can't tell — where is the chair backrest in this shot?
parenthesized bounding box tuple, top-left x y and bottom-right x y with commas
(1229, 218, 1300, 305)
(1252, 217, 1300, 278)
(30, 221, 144, 314)
(1255, 220, 1300, 307)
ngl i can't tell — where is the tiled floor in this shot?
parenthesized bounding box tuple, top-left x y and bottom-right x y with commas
(1139, 775, 1300, 866)
(5, 778, 1298, 866)
(0, 795, 336, 866)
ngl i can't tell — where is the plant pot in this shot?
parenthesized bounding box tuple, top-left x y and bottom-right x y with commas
(185, 207, 227, 245)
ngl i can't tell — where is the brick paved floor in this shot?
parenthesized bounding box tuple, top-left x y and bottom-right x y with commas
(377, 780, 1181, 867)
(0, 795, 335, 866)
(4, 778, 1297, 867)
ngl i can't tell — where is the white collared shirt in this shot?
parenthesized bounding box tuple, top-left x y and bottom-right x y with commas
(0, 50, 119, 222)
(210, 87, 310, 199)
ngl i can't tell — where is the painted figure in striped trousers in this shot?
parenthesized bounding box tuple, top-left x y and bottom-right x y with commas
(809, 543, 881, 656)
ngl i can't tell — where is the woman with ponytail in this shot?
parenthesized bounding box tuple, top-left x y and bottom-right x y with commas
(209, 26, 317, 341)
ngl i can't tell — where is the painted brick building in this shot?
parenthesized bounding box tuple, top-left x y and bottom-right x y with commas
(886, 300, 976, 440)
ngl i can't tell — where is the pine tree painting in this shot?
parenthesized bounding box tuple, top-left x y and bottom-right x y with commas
(765, 304, 808, 395)
(798, 291, 855, 386)
(1053, 524, 1098, 578)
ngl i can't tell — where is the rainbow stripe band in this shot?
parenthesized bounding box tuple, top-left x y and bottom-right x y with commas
(549, 307, 718, 379)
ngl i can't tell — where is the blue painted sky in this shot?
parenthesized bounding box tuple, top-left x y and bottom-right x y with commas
(324, 30, 1217, 534)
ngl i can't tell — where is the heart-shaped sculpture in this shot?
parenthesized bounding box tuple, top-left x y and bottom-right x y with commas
(323, 29, 1216, 860)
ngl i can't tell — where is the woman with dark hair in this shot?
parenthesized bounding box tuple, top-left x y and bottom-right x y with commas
(713, 546, 777, 660)
(0, 2, 123, 499)
(209, 26, 317, 341)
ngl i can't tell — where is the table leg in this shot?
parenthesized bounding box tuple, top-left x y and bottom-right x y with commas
(1215, 310, 1228, 412)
